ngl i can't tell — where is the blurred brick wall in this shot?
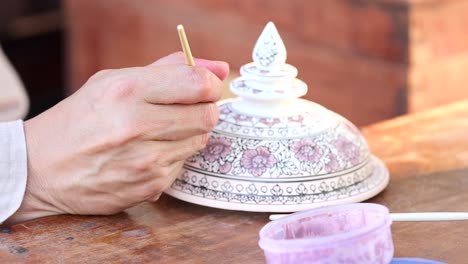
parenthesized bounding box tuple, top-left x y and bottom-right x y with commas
(1, 0, 63, 118)
(65, 0, 468, 125)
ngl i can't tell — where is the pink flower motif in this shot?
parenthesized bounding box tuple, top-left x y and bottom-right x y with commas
(201, 138, 232, 162)
(233, 114, 252, 123)
(325, 153, 339, 173)
(334, 138, 360, 165)
(259, 117, 281, 127)
(291, 139, 323, 162)
(287, 115, 304, 123)
(219, 162, 232, 174)
(220, 107, 231, 115)
(241, 147, 276, 176)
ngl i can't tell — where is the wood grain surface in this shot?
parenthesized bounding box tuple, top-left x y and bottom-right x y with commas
(1, 100, 468, 263)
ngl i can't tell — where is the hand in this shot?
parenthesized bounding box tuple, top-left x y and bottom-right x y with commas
(7, 52, 229, 223)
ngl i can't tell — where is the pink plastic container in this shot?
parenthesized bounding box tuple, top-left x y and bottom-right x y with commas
(258, 203, 394, 264)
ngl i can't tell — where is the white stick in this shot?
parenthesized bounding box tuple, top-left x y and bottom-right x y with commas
(390, 212, 468, 222)
(269, 212, 468, 222)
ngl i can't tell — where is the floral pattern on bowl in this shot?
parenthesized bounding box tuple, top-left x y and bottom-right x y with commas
(167, 156, 387, 212)
(185, 101, 369, 178)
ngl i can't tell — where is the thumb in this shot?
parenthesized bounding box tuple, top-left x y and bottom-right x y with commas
(149, 52, 230, 81)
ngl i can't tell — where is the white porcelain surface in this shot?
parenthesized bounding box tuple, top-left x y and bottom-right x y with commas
(165, 21, 390, 212)
(165, 156, 388, 212)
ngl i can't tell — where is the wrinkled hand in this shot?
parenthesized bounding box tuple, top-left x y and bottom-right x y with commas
(8, 52, 229, 223)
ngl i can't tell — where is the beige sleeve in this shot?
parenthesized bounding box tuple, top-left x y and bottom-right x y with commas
(0, 120, 27, 224)
(0, 46, 29, 121)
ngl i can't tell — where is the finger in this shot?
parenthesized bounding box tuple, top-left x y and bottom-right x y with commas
(150, 52, 230, 81)
(137, 103, 218, 140)
(159, 134, 210, 162)
(147, 193, 161, 202)
(149, 161, 184, 202)
(102, 134, 208, 187)
(147, 160, 185, 202)
(129, 64, 224, 104)
(143, 133, 210, 167)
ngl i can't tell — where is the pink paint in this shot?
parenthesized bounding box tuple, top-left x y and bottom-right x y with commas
(259, 203, 394, 264)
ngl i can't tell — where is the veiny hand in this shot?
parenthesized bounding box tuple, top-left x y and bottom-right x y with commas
(7, 52, 229, 223)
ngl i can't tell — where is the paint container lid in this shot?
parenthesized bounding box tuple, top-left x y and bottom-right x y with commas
(258, 203, 394, 264)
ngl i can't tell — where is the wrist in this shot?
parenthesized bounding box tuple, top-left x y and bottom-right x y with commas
(6, 118, 63, 224)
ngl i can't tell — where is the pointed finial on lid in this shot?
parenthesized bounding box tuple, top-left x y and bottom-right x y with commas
(252, 22, 287, 70)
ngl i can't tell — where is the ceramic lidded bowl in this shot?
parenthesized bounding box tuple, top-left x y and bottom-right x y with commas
(165, 22, 389, 212)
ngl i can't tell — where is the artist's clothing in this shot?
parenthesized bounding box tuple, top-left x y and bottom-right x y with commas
(0, 46, 29, 122)
(0, 120, 27, 224)
(0, 46, 29, 224)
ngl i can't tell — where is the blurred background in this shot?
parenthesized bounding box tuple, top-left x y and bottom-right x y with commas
(1, 0, 468, 125)
(0, 0, 62, 119)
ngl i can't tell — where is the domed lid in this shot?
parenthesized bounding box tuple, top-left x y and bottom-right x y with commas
(165, 22, 389, 212)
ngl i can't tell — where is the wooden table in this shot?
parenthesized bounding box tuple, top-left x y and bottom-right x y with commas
(2, 100, 468, 263)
